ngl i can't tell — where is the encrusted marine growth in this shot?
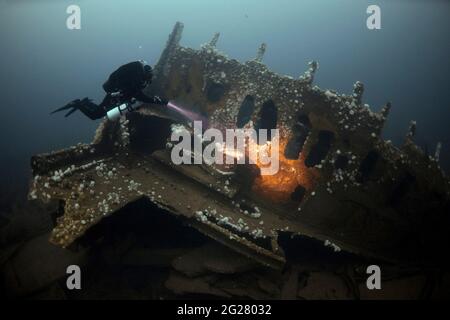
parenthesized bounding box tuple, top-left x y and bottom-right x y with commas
(30, 22, 450, 269)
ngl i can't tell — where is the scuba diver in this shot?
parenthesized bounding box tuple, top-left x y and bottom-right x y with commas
(51, 60, 168, 121)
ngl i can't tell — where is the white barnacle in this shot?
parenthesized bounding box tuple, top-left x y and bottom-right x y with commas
(324, 239, 341, 252)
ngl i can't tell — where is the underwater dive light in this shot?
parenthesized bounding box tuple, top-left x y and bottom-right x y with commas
(167, 101, 207, 123)
(107, 100, 207, 124)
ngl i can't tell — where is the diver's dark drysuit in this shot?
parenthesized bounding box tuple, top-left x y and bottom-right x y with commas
(51, 61, 168, 120)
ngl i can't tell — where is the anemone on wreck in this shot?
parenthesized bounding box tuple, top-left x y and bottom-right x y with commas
(30, 22, 450, 270)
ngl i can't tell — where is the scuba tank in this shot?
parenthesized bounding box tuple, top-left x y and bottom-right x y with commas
(106, 99, 141, 121)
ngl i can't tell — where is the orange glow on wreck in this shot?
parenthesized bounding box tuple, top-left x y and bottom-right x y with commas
(250, 138, 319, 203)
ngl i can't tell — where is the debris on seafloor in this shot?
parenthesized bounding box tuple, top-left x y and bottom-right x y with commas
(172, 242, 258, 277)
(1, 195, 449, 299)
(28, 21, 450, 276)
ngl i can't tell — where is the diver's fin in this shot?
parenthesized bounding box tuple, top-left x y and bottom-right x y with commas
(64, 107, 78, 117)
(50, 99, 81, 114)
(50, 105, 71, 114)
(51, 97, 104, 120)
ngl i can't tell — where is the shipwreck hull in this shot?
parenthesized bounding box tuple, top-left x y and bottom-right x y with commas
(30, 22, 450, 269)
